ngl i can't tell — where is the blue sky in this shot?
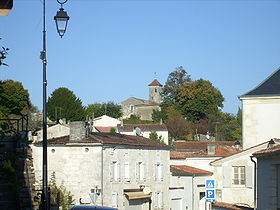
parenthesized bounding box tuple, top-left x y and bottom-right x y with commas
(1, 0, 280, 114)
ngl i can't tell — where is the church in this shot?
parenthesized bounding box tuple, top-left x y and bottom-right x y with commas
(121, 79, 163, 121)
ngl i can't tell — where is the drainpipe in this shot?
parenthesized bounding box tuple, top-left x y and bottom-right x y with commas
(192, 175, 194, 210)
(101, 146, 104, 206)
(250, 156, 257, 210)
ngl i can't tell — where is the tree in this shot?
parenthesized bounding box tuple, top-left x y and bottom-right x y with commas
(165, 117, 190, 140)
(149, 131, 164, 143)
(162, 66, 192, 103)
(0, 38, 9, 66)
(152, 109, 167, 122)
(176, 79, 224, 121)
(85, 102, 122, 119)
(0, 80, 30, 115)
(47, 87, 85, 122)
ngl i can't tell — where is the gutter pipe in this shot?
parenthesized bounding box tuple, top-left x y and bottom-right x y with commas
(250, 156, 257, 210)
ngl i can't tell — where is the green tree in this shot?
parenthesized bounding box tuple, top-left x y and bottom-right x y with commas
(152, 109, 167, 122)
(176, 79, 224, 121)
(47, 87, 85, 122)
(49, 172, 74, 210)
(149, 131, 163, 143)
(162, 66, 192, 103)
(85, 102, 122, 119)
(0, 80, 30, 115)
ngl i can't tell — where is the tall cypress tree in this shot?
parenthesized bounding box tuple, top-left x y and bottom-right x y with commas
(47, 87, 85, 122)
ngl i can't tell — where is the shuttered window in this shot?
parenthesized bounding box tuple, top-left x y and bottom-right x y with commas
(124, 162, 130, 182)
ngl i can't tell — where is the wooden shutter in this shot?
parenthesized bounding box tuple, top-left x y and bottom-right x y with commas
(143, 163, 147, 181)
(223, 166, 231, 188)
(136, 162, 139, 181)
(117, 163, 121, 182)
(245, 166, 253, 188)
(124, 162, 130, 182)
(160, 164, 164, 181)
(109, 163, 113, 182)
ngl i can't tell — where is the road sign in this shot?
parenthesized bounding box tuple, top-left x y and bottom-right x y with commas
(205, 180, 215, 203)
(206, 180, 215, 189)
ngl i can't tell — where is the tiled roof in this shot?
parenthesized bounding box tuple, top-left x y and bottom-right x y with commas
(253, 144, 280, 156)
(117, 124, 167, 132)
(148, 79, 162, 87)
(212, 202, 253, 210)
(35, 132, 169, 149)
(240, 67, 280, 98)
(95, 126, 114, 133)
(175, 141, 236, 151)
(170, 145, 239, 159)
(170, 165, 213, 176)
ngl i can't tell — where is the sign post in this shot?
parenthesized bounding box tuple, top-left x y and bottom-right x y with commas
(205, 179, 215, 203)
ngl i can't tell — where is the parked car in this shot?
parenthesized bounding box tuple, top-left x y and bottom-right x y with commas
(70, 206, 118, 210)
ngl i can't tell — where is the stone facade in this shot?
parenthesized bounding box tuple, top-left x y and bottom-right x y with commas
(31, 132, 170, 210)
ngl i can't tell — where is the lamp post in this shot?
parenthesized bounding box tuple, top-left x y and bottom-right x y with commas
(41, 0, 69, 209)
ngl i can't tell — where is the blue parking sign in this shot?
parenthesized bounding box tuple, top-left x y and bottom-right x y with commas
(206, 189, 215, 199)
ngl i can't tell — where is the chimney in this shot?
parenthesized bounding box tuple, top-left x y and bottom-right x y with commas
(207, 143, 216, 155)
(69, 121, 86, 141)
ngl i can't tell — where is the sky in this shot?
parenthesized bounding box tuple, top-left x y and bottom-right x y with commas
(1, 0, 280, 114)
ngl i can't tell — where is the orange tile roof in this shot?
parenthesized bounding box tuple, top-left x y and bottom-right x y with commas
(148, 79, 162, 87)
(170, 165, 213, 176)
(253, 144, 280, 156)
(175, 141, 236, 151)
(170, 145, 239, 159)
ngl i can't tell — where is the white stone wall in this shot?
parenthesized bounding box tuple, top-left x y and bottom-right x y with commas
(36, 124, 70, 141)
(31, 143, 170, 209)
(170, 176, 192, 210)
(242, 96, 280, 149)
(31, 144, 102, 203)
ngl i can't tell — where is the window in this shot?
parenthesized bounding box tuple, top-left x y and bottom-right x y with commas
(110, 161, 120, 182)
(154, 191, 163, 208)
(112, 192, 118, 208)
(233, 166, 245, 185)
(130, 105, 134, 111)
(155, 88, 157, 93)
(155, 163, 163, 181)
(136, 162, 146, 181)
(124, 162, 130, 182)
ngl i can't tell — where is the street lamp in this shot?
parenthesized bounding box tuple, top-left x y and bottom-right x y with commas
(54, 0, 70, 38)
(41, 0, 70, 209)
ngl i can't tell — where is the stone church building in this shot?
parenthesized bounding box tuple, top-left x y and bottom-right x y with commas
(121, 79, 163, 120)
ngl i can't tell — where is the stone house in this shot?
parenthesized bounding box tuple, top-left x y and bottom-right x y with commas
(210, 139, 280, 208)
(253, 142, 280, 210)
(169, 141, 239, 210)
(169, 165, 213, 210)
(239, 67, 280, 149)
(31, 122, 171, 210)
(117, 123, 169, 145)
(121, 79, 163, 121)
